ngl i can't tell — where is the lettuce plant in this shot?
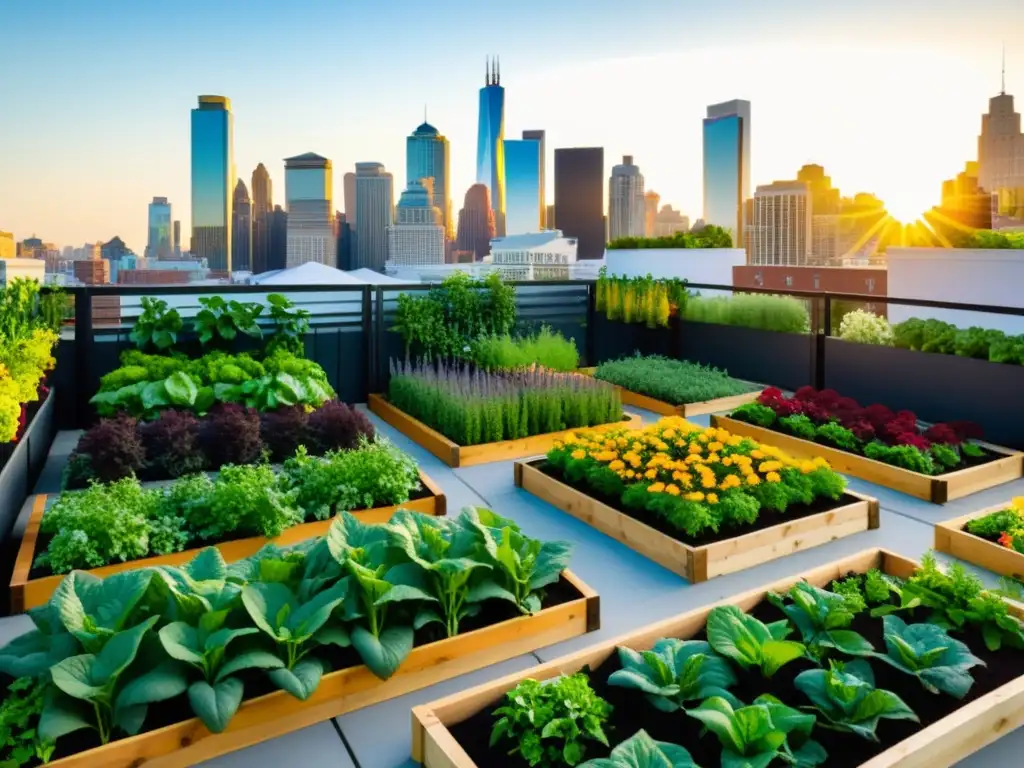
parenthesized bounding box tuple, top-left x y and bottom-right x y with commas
(875, 615, 984, 698)
(578, 729, 697, 768)
(767, 582, 874, 659)
(706, 605, 806, 678)
(794, 659, 918, 741)
(607, 638, 739, 712)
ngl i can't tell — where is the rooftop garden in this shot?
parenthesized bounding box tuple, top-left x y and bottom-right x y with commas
(949, 229, 1024, 249)
(606, 225, 733, 250)
(592, 355, 758, 407)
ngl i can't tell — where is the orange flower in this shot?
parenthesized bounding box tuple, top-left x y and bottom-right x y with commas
(1000, 532, 1015, 549)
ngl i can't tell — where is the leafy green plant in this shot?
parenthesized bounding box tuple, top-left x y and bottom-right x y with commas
(594, 273, 687, 328)
(829, 576, 867, 614)
(606, 226, 732, 250)
(0, 677, 53, 767)
(593, 355, 756, 406)
(779, 414, 816, 441)
(471, 326, 580, 372)
(607, 638, 739, 711)
(864, 442, 936, 475)
(490, 674, 612, 768)
(706, 604, 805, 678)
(815, 423, 861, 452)
(578, 730, 698, 768)
(767, 581, 874, 658)
(687, 694, 826, 768)
(193, 296, 264, 348)
(794, 659, 918, 741)
(838, 310, 894, 346)
(730, 402, 777, 428)
(129, 297, 184, 352)
(874, 615, 984, 698)
(264, 294, 311, 356)
(684, 293, 810, 334)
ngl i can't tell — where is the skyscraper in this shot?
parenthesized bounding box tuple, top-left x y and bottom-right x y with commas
(343, 172, 357, 230)
(406, 118, 452, 239)
(190, 95, 234, 274)
(232, 179, 252, 272)
(387, 180, 445, 267)
(554, 148, 604, 260)
(455, 183, 496, 260)
(608, 155, 645, 240)
(522, 130, 546, 228)
(251, 163, 273, 274)
(146, 197, 172, 260)
(503, 138, 541, 234)
(703, 99, 751, 246)
(644, 191, 660, 237)
(978, 68, 1024, 222)
(477, 56, 506, 236)
(745, 180, 810, 266)
(284, 153, 334, 267)
(354, 162, 394, 272)
(172, 220, 181, 258)
(269, 205, 288, 271)
(796, 164, 840, 265)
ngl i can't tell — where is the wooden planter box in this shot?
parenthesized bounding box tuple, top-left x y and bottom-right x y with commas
(43, 570, 599, 767)
(577, 368, 760, 418)
(712, 415, 1024, 504)
(935, 502, 1024, 580)
(515, 459, 879, 583)
(411, 548, 1024, 768)
(368, 393, 642, 468)
(10, 470, 446, 612)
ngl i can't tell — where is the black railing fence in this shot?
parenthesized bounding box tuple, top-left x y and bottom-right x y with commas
(58, 280, 1024, 448)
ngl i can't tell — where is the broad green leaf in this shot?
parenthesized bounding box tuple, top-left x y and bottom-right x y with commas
(285, 582, 348, 640)
(791, 739, 829, 768)
(38, 697, 94, 742)
(761, 640, 805, 677)
(159, 622, 204, 665)
(0, 629, 56, 678)
(215, 650, 284, 682)
(189, 678, 244, 734)
(268, 658, 323, 701)
(204, 627, 259, 653)
(164, 371, 199, 406)
(141, 381, 170, 412)
(326, 511, 390, 566)
(529, 540, 574, 590)
(706, 605, 770, 669)
(578, 728, 698, 767)
(241, 582, 297, 640)
(113, 703, 148, 735)
(687, 696, 745, 754)
(822, 629, 875, 657)
(313, 624, 351, 649)
(91, 616, 158, 683)
(186, 547, 228, 583)
(115, 660, 190, 710)
(194, 386, 215, 414)
(54, 569, 152, 649)
(373, 583, 436, 607)
(50, 655, 105, 700)
(351, 625, 413, 680)
(465, 579, 518, 605)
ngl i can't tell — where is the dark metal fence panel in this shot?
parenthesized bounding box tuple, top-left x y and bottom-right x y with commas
(679, 321, 815, 391)
(591, 314, 678, 363)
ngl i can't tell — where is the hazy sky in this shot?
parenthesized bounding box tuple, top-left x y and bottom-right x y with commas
(2, 0, 1022, 251)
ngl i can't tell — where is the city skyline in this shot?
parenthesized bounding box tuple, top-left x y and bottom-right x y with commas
(2, 1, 1022, 250)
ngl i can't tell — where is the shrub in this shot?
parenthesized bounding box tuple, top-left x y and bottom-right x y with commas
(187, 463, 302, 541)
(73, 414, 146, 483)
(838, 310, 894, 346)
(593, 355, 756, 405)
(864, 441, 936, 474)
(731, 402, 777, 427)
(606, 225, 732, 249)
(470, 326, 580, 372)
(201, 403, 263, 467)
(779, 414, 816, 440)
(684, 293, 810, 334)
(139, 410, 206, 478)
(260, 404, 310, 462)
(306, 400, 375, 453)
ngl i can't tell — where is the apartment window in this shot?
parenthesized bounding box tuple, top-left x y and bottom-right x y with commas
(866, 278, 875, 293)
(813, 274, 820, 290)
(785, 276, 793, 287)
(754, 271, 763, 287)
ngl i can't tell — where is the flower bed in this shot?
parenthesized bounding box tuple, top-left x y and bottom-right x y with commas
(935, 498, 1024, 581)
(0, 508, 599, 767)
(519, 417, 877, 581)
(11, 437, 439, 610)
(587, 356, 761, 417)
(413, 548, 1024, 768)
(718, 387, 1023, 502)
(372, 362, 635, 467)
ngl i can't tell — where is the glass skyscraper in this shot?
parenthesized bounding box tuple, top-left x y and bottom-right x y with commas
(146, 197, 172, 260)
(476, 57, 506, 236)
(191, 95, 234, 273)
(406, 120, 451, 239)
(503, 138, 541, 235)
(284, 153, 334, 267)
(702, 100, 750, 246)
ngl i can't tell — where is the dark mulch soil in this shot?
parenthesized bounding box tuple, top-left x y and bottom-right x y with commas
(450, 593, 1024, 768)
(535, 460, 863, 548)
(2, 576, 583, 765)
(28, 483, 435, 580)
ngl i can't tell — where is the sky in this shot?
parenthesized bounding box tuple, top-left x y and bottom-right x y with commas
(2, 0, 1023, 251)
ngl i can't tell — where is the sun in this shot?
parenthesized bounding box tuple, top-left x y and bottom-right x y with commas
(877, 183, 937, 225)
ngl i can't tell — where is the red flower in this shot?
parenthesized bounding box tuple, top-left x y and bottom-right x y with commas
(948, 420, 984, 441)
(794, 386, 817, 402)
(892, 432, 931, 451)
(758, 387, 785, 405)
(814, 389, 842, 409)
(924, 423, 960, 445)
(1000, 532, 1015, 549)
(847, 419, 876, 442)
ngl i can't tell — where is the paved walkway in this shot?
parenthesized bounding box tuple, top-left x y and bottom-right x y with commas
(6, 406, 1024, 767)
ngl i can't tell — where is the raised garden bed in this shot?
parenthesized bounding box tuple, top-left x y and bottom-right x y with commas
(516, 458, 879, 582)
(578, 366, 760, 418)
(934, 500, 1024, 580)
(0, 387, 55, 545)
(714, 415, 1023, 503)
(9, 469, 446, 611)
(369, 394, 641, 468)
(412, 548, 1024, 768)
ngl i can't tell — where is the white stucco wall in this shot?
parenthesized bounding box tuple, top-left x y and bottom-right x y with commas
(603, 248, 745, 293)
(887, 247, 1024, 334)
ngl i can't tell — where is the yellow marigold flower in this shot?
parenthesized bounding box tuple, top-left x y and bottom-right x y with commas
(609, 459, 625, 471)
(553, 440, 563, 449)
(648, 482, 666, 493)
(751, 449, 765, 459)
(663, 428, 676, 439)
(645, 468, 658, 480)
(706, 493, 719, 504)
(758, 461, 783, 474)
(626, 469, 636, 479)
(706, 453, 721, 464)
(766, 471, 782, 483)
(685, 491, 705, 502)
(800, 460, 816, 474)
(702, 476, 717, 489)
(698, 433, 710, 443)
(708, 441, 724, 452)
(1012, 497, 1024, 511)
(722, 456, 734, 467)
(728, 436, 743, 447)
(571, 449, 586, 460)
(688, 443, 703, 455)
(564, 433, 577, 443)
(596, 450, 618, 462)
(665, 484, 681, 496)
(747, 474, 761, 486)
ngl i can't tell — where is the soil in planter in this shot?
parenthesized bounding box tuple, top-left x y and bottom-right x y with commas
(1, 576, 583, 766)
(450, 592, 1024, 768)
(535, 460, 864, 549)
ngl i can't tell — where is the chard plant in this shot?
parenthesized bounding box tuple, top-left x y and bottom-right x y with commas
(767, 581, 874, 659)
(794, 659, 918, 741)
(874, 615, 985, 698)
(578, 729, 698, 768)
(706, 605, 806, 678)
(607, 638, 739, 712)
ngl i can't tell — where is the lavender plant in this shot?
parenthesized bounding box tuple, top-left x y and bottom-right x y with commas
(387, 360, 622, 446)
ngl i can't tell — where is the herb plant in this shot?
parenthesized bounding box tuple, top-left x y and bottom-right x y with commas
(578, 730, 698, 768)
(264, 293, 311, 356)
(706, 605, 806, 678)
(607, 638, 739, 711)
(471, 326, 580, 372)
(874, 615, 985, 698)
(594, 272, 687, 328)
(0, 677, 53, 767)
(684, 293, 810, 334)
(593, 355, 756, 406)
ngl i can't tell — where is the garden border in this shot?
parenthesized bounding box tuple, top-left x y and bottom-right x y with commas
(514, 458, 879, 582)
(9, 469, 446, 612)
(410, 548, 1024, 768)
(711, 415, 1024, 504)
(577, 367, 761, 417)
(0, 388, 56, 545)
(41, 570, 599, 768)
(367, 393, 642, 468)
(934, 502, 1024, 580)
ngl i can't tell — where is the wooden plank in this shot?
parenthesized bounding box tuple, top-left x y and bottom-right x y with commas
(516, 459, 878, 583)
(10, 470, 446, 611)
(713, 415, 1024, 504)
(370, 392, 642, 468)
(574, 368, 761, 418)
(413, 548, 1024, 768)
(935, 501, 1024, 580)
(43, 570, 598, 768)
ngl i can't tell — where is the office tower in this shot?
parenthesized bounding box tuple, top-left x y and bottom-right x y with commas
(251, 163, 273, 273)
(554, 147, 604, 260)
(703, 99, 751, 246)
(336, 212, 354, 270)
(978, 63, 1024, 222)
(0, 232, 14, 259)
(284, 153, 334, 268)
(795, 164, 840, 265)
(172, 220, 181, 258)
(387, 180, 445, 267)
(746, 180, 811, 266)
(608, 155, 646, 240)
(268, 206, 288, 271)
(937, 161, 993, 230)
(503, 138, 542, 234)
(653, 205, 689, 237)
(190, 95, 234, 274)
(354, 162, 394, 272)
(146, 197, 173, 260)
(477, 56, 506, 236)
(522, 130, 546, 227)
(343, 172, 357, 231)
(407, 118, 452, 239)
(644, 191, 660, 237)
(546, 204, 555, 229)
(231, 179, 252, 272)
(455, 183, 496, 260)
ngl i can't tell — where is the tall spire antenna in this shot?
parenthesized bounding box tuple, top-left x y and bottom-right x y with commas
(496, 55, 500, 85)
(485, 55, 489, 86)
(424, 103, 427, 123)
